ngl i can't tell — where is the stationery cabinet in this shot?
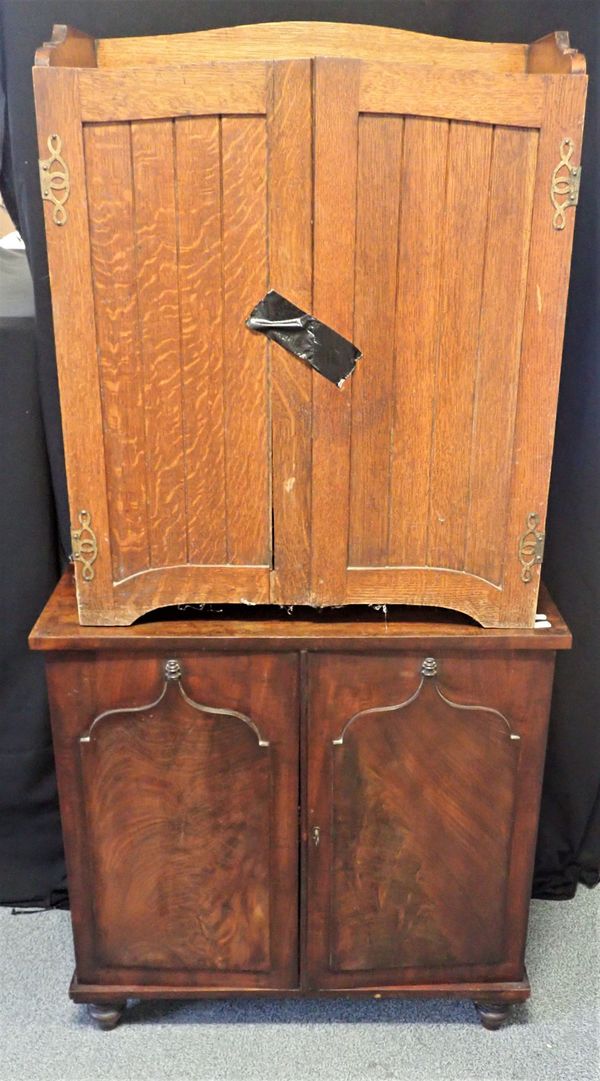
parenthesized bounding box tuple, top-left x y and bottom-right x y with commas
(34, 23, 587, 628)
(30, 574, 570, 1029)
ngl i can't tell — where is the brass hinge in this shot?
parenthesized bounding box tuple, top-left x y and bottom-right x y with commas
(39, 134, 70, 225)
(70, 510, 98, 582)
(518, 513, 545, 583)
(551, 138, 581, 230)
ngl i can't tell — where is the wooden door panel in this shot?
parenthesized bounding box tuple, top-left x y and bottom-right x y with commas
(50, 652, 299, 988)
(306, 651, 552, 989)
(35, 59, 312, 624)
(310, 59, 586, 627)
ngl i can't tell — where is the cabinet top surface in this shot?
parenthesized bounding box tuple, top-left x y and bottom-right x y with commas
(29, 573, 571, 652)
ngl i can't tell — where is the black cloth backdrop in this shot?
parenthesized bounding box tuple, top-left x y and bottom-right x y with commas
(0, 0, 598, 905)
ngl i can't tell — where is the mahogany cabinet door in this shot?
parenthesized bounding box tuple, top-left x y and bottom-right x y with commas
(46, 652, 299, 989)
(309, 58, 587, 626)
(34, 58, 312, 623)
(305, 650, 555, 989)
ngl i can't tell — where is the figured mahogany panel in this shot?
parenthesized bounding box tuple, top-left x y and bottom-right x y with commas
(81, 680, 271, 971)
(47, 651, 299, 988)
(306, 649, 555, 989)
(330, 679, 518, 971)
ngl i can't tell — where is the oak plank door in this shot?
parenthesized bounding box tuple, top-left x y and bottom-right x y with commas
(46, 651, 299, 989)
(310, 58, 587, 626)
(34, 57, 312, 624)
(305, 650, 554, 989)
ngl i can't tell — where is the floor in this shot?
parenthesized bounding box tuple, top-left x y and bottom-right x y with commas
(0, 888, 598, 1081)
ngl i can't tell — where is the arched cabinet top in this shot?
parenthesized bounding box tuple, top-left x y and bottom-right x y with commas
(35, 23, 585, 76)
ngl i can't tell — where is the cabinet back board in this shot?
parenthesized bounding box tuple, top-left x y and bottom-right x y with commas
(33, 24, 587, 626)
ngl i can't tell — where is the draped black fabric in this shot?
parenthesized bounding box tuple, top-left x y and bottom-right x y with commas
(0, 0, 598, 904)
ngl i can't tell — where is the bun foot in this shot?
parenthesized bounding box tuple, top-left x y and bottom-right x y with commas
(87, 1001, 126, 1030)
(474, 1001, 512, 1030)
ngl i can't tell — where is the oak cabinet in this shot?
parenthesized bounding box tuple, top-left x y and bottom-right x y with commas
(34, 23, 587, 628)
(30, 573, 570, 1028)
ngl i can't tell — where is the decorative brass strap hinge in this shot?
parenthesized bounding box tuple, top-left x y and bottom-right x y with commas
(551, 138, 581, 230)
(39, 134, 70, 225)
(70, 510, 98, 582)
(518, 513, 545, 583)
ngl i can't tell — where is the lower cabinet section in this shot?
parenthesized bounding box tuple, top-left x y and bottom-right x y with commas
(31, 576, 569, 1029)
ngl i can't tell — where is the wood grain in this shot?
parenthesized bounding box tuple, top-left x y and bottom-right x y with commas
(465, 127, 539, 584)
(33, 42, 587, 626)
(330, 683, 518, 971)
(30, 572, 572, 653)
(175, 117, 227, 565)
(310, 59, 360, 604)
(82, 685, 272, 971)
(47, 651, 299, 988)
(130, 119, 186, 568)
(348, 115, 404, 566)
(501, 74, 587, 625)
(268, 60, 313, 604)
(306, 648, 555, 989)
(94, 22, 529, 73)
(426, 121, 493, 572)
(221, 116, 270, 566)
(359, 65, 546, 127)
(83, 122, 149, 581)
(32, 67, 114, 621)
(78, 63, 268, 121)
(387, 117, 449, 566)
(527, 31, 586, 75)
(35, 24, 96, 68)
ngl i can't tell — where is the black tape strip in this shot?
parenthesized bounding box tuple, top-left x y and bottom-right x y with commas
(246, 290, 361, 387)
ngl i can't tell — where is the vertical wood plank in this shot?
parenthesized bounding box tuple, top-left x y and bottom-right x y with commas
(348, 115, 404, 566)
(32, 67, 114, 620)
(131, 119, 186, 567)
(388, 117, 449, 567)
(221, 116, 270, 566)
(465, 127, 539, 585)
(311, 59, 360, 603)
(175, 117, 227, 565)
(84, 122, 149, 582)
(502, 75, 587, 623)
(427, 121, 493, 570)
(268, 60, 313, 603)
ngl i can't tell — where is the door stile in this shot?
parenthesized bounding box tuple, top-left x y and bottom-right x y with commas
(267, 60, 313, 604)
(310, 59, 361, 605)
(33, 66, 114, 623)
(501, 73, 587, 626)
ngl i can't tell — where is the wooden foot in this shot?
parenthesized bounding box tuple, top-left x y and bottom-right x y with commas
(474, 1001, 512, 1030)
(87, 1001, 126, 1030)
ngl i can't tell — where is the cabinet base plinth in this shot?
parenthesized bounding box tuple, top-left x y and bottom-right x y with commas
(70, 971, 529, 1024)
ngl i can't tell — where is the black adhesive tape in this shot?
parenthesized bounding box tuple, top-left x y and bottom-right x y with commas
(246, 290, 361, 387)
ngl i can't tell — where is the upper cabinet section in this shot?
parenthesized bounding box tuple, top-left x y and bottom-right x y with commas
(34, 24, 587, 626)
